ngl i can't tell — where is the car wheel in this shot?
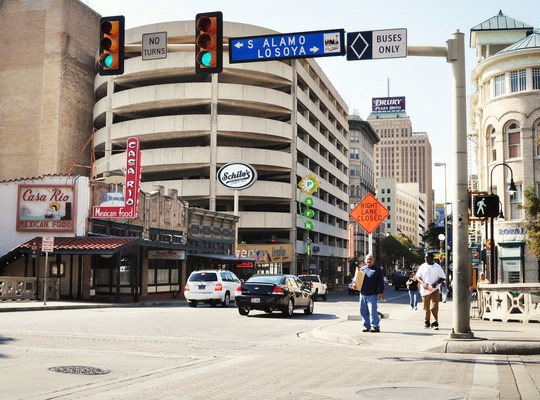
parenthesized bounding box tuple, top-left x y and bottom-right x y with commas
(222, 292, 231, 307)
(188, 301, 197, 308)
(304, 297, 314, 315)
(238, 307, 249, 316)
(322, 291, 327, 301)
(313, 289, 319, 301)
(282, 298, 294, 317)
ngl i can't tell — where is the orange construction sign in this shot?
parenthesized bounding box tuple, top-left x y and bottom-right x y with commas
(350, 193, 390, 234)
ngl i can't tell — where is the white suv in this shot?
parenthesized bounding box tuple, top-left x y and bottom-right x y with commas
(184, 270, 241, 308)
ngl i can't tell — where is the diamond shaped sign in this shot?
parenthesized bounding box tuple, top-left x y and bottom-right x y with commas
(350, 193, 390, 234)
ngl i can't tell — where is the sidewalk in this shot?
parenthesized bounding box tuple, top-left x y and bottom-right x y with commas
(310, 300, 540, 355)
(0, 298, 182, 312)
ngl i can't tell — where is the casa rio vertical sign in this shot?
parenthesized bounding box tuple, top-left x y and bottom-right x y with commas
(93, 137, 142, 219)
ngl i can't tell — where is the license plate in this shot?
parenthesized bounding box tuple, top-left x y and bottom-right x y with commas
(198, 285, 205, 290)
(251, 298, 260, 303)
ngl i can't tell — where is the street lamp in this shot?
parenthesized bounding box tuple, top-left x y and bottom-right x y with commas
(489, 162, 517, 283)
(434, 162, 448, 278)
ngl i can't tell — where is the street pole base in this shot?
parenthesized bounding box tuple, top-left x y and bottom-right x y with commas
(449, 329, 475, 340)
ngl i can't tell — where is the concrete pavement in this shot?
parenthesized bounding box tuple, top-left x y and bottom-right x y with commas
(310, 298, 540, 355)
(2, 296, 539, 355)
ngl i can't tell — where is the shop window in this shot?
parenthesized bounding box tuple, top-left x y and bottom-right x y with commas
(506, 122, 521, 158)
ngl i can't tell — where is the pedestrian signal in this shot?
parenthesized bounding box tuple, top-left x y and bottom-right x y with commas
(98, 16, 125, 76)
(195, 11, 223, 74)
(473, 194, 499, 218)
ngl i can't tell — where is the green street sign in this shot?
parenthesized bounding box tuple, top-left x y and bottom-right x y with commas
(303, 208, 315, 218)
(303, 197, 314, 207)
(304, 221, 314, 231)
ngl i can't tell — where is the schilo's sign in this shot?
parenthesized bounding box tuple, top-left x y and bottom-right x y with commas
(93, 137, 142, 219)
(217, 162, 257, 190)
(372, 96, 405, 112)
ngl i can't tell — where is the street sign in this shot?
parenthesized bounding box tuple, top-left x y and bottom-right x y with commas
(347, 28, 407, 61)
(229, 29, 345, 63)
(142, 32, 167, 60)
(350, 193, 390, 234)
(42, 236, 54, 252)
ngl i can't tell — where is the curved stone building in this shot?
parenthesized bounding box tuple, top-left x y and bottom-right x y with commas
(470, 11, 540, 283)
(93, 21, 350, 277)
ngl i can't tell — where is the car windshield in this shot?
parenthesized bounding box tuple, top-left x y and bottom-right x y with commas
(246, 275, 284, 285)
(189, 272, 218, 282)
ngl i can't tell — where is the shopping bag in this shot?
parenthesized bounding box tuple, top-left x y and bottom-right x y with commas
(354, 268, 365, 290)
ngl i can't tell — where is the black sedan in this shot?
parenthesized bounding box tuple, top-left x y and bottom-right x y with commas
(236, 274, 314, 317)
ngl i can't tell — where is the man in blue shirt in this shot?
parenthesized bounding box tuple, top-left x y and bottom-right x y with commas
(353, 254, 385, 332)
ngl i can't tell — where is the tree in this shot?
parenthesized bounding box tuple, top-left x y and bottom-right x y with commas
(521, 186, 540, 260)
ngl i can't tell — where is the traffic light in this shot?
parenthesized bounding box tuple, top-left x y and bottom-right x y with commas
(195, 11, 223, 74)
(473, 194, 499, 218)
(98, 16, 125, 76)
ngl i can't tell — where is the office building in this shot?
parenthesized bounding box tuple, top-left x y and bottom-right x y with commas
(469, 10, 540, 283)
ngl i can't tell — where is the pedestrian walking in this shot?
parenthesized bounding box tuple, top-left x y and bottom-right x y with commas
(406, 273, 419, 310)
(353, 254, 385, 333)
(416, 253, 446, 330)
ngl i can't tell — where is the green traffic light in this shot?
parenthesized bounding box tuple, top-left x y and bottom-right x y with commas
(200, 51, 212, 67)
(104, 54, 114, 68)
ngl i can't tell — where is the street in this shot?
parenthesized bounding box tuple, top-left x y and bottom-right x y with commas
(1, 289, 539, 399)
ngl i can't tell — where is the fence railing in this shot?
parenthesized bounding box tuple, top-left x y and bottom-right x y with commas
(0, 276, 60, 301)
(477, 283, 540, 323)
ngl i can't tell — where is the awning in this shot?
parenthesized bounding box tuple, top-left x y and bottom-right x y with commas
(18, 236, 141, 256)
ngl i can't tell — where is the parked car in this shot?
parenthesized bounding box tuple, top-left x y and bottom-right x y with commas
(184, 270, 241, 307)
(347, 278, 360, 295)
(393, 271, 410, 291)
(298, 274, 328, 301)
(236, 274, 314, 317)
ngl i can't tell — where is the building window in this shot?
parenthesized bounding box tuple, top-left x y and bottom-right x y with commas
(533, 68, 540, 90)
(510, 69, 526, 92)
(510, 184, 523, 220)
(489, 127, 496, 162)
(535, 121, 540, 157)
(506, 122, 521, 158)
(494, 74, 505, 97)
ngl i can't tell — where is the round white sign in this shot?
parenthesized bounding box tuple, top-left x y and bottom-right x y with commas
(217, 162, 257, 190)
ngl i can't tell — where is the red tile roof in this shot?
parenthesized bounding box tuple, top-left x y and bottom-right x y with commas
(20, 236, 140, 253)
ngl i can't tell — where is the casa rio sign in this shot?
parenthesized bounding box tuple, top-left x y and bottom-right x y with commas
(217, 162, 257, 190)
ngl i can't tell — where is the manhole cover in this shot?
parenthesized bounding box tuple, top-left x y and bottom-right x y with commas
(49, 366, 110, 375)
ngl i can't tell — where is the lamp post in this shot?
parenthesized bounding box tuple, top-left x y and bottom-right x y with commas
(435, 162, 448, 278)
(489, 162, 517, 284)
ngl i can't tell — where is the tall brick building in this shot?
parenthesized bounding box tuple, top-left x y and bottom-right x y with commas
(0, 0, 99, 180)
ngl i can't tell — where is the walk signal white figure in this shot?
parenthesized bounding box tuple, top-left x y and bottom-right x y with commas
(476, 198, 486, 216)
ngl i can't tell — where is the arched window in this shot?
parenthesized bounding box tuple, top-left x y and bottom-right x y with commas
(487, 126, 496, 162)
(535, 120, 540, 157)
(506, 122, 521, 158)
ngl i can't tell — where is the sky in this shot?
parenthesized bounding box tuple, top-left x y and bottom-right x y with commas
(85, 0, 539, 205)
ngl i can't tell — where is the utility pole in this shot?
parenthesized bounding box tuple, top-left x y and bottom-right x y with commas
(409, 31, 473, 339)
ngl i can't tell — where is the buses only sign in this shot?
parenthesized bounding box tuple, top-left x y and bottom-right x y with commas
(350, 193, 389, 234)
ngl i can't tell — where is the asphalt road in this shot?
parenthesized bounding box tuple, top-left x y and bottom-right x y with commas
(1, 289, 538, 399)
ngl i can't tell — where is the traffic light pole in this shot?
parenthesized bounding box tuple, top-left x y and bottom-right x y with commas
(409, 32, 473, 339)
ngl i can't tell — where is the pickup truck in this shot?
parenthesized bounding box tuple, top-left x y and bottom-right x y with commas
(298, 274, 328, 301)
